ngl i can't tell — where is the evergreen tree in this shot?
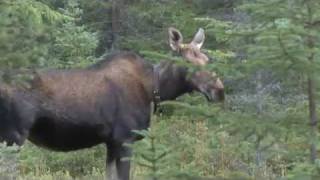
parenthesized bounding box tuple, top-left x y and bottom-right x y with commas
(0, 0, 98, 70)
(0, 0, 70, 68)
(239, 0, 320, 164)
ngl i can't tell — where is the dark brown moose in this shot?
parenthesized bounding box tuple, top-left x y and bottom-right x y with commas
(0, 28, 224, 180)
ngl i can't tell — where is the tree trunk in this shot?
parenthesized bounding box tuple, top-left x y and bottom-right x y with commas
(306, 1, 317, 163)
(308, 76, 317, 163)
(111, 0, 123, 50)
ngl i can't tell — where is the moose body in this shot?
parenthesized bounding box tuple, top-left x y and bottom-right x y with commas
(27, 53, 153, 151)
(0, 28, 224, 180)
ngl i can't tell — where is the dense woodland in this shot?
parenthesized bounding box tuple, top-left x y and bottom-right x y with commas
(1, 0, 320, 179)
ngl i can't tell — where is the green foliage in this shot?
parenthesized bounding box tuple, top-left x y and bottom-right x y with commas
(0, 0, 70, 68)
(129, 126, 179, 180)
(238, 0, 320, 75)
(230, 0, 320, 178)
(119, 0, 198, 52)
(0, 143, 20, 178)
(47, 0, 98, 68)
(0, 0, 97, 70)
(19, 142, 105, 177)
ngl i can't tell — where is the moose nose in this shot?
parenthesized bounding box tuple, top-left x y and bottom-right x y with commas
(212, 89, 225, 102)
(218, 89, 225, 102)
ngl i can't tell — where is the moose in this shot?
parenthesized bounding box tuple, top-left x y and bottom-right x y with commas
(0, 28, 224, 180)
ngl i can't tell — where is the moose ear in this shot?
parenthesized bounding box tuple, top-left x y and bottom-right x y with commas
(168, 27, 183, 51)
(191, 28, 205, 49)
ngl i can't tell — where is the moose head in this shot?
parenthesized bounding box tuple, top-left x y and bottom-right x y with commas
(168, 27, 209, 66)
(165, 27, 224, 102)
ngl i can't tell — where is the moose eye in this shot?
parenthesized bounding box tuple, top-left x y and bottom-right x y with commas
(193, 51, 199, 57)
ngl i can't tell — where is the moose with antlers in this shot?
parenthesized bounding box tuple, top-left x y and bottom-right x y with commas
(0, 28, 224, 180)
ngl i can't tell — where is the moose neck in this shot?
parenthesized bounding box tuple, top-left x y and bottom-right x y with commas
(154, 61, 193, 101)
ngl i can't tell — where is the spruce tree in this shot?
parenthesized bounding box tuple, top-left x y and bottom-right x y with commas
(239, 0, 320, 164)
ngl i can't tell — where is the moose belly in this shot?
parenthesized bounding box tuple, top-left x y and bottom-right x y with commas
(28, 117, 107, 151)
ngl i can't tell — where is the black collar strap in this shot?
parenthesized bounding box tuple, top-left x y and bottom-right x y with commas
(153, 66, 161, 113)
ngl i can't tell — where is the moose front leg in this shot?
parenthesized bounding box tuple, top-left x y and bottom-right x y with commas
(107, 142, 132, 180)
(116, 145, 132, 180)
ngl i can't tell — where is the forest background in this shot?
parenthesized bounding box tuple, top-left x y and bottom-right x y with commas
(1, 0, 320, 179)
